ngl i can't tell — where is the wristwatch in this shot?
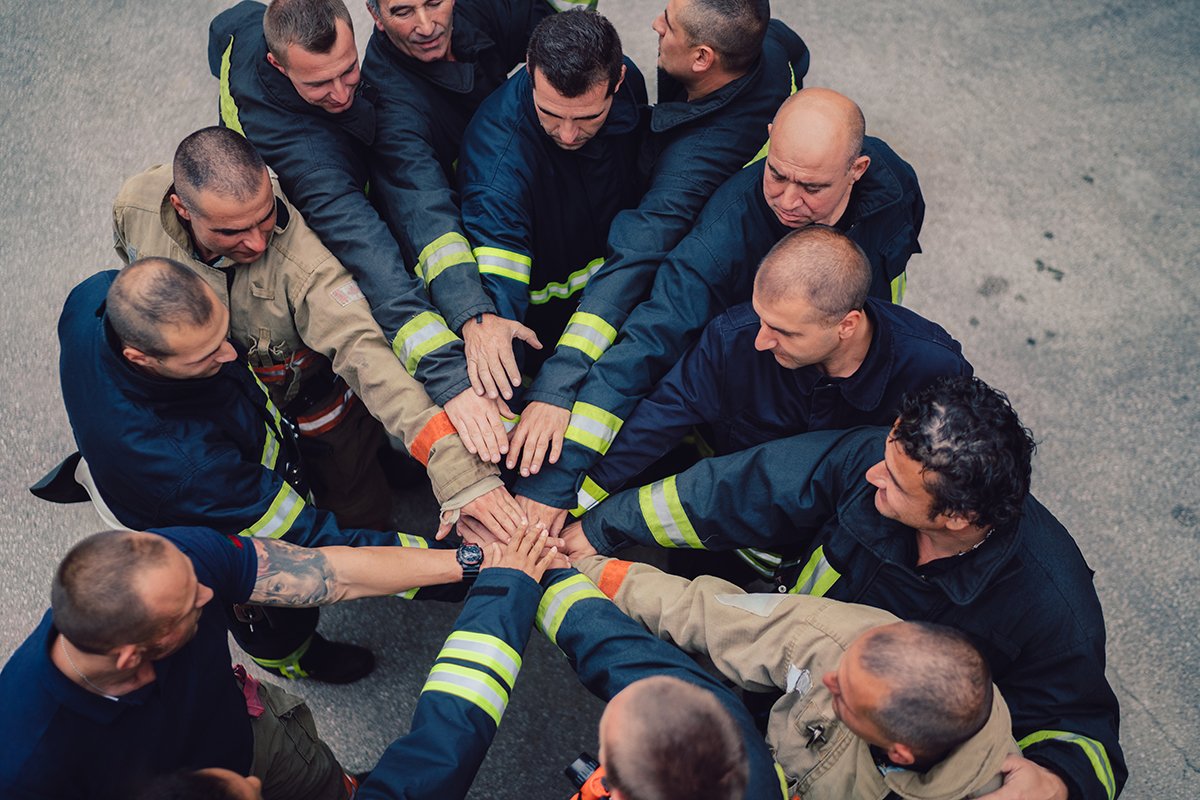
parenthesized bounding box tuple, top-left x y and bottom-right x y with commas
(456, 543, 485, 581)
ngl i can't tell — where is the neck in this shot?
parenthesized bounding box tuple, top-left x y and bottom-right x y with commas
(913, 526, 990, 566)
(822, 314, 873, 378)
(681, 66, 739, 102)
(52, 634, 152, 698)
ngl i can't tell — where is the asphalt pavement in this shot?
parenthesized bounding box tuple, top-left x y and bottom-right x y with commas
(0, 1, 1196, 798)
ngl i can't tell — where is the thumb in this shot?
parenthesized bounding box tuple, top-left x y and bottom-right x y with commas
(435, 509, 458, 541)
(513, 323, 543, 350)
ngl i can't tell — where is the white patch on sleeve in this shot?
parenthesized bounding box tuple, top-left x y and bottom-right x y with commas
(330, 279, 366, 307)
(786, 665, 812, 696)
(715, 593, 787, 617)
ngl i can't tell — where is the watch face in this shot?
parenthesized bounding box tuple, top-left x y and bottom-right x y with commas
(458, 544, 484, 568)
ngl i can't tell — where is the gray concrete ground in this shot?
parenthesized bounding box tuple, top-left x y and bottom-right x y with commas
(0, 1, 1196, 797)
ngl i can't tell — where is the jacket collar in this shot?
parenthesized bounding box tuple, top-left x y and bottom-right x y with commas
(367, 8, 494, 95)
(842, 137, 905, 225)
(650, 55, 761, 133)
(831, 298, 895, 411)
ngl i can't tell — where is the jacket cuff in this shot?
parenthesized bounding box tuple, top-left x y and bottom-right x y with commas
(448, 301, 500, 335)
(428, 374, 474, 409)
(438, 474, 504, 512)
(514, 467, 578, 510)
(520, 388, 574, 410)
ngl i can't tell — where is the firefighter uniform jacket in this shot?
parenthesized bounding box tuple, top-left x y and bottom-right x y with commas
(578, 427, 1125, 800)
(517, 143, 924, 512)
(58, 271, 400, 548)
(577, 556, 1020, 800)
(360, 0, 575, 333)
(588, 298, 972, 499)
(359, 567, 542, 800)
(457, 61, 648, 377)
(111, 165, 500, 507)
(208, 1, 468, 406)
(534, 569, 788, 800)
(526, 20, 811, 411)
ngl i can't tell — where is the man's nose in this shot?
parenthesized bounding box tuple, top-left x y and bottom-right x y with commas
(753, 323, 773, 352)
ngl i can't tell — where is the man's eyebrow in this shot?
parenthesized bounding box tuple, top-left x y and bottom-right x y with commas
(212, 203, 275, 236)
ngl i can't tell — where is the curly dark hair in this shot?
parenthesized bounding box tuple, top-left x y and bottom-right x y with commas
(893, 376, 1036, 531)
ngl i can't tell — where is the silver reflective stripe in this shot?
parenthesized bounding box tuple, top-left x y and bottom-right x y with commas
(648, 481, 689, 547)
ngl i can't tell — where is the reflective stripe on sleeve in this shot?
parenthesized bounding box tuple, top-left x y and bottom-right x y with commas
(736, 547, 783, 578)
(891, 271, 907, 304)
(1017, 731, 1116, 800)
(475, 247, 532, 284)
(421, 663, 510, 726)
(393, 311, 458, 375)
(572, 474, 609, 516)
(638, 475, 704, 549)
(416, 232, 474, 286)
(393, 533, 430, 599)
(557, 311, 617, 362)
(439, 630, 522, 687)
(529, 257, 603, 305)
(238, 482, 305, 540)
(789, 546, 841, 596)
(563, 402, 623, 455)
(536, 573, 607, 645)
(218, 38, 244, 135)
(410, 411, 457, 466)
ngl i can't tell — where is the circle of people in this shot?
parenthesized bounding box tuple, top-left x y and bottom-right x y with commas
(1, 2, 1124, 800)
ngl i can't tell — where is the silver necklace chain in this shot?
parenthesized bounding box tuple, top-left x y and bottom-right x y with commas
(60, 637, 119, 701)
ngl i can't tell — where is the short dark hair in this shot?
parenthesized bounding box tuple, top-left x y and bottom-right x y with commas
(107, 258, 216, 358)
(678, 0, 769, 73)
(606, 677, 747, 800)
(858, 622, 994, 762)
(51, 531, 171, 655)
(754, 225, 871, 321)
(173, 127, 268, 213)
(893, 376, 1036, 531)
(263, 0, 353, 67)
(526, 10, 623, 98)
(136, 770, 239, 800)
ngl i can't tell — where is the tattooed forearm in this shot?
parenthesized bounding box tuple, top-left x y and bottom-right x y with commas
(248, 539, 340, 606)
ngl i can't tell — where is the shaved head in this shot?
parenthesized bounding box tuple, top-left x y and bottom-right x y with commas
(754, 225, 871, 321)
(601, 676, 747, 800)
(772, 87, 866, 170)
(107, 258, 217, 358)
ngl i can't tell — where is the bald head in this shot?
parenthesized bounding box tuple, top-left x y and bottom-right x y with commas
(858, 622, 993, 761)
(107, 258, 217, 358)
(51, 531, 172, 655)
(602, 676, 747, 800)
(772, 87, 866, 170)
(754, 225, 871, 321)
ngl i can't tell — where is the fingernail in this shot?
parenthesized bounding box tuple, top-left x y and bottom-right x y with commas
(521, 469, 529, 477)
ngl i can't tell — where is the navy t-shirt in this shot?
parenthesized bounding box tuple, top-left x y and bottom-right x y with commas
(0, 527, 257, 800)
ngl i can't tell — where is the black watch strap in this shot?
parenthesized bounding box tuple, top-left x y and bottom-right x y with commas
(456, 543, 484, 581)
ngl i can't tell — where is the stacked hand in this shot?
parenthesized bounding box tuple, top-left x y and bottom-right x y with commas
(481, 522, 568, 581)
(506, 401, 570, 476)
(444, 389, 513, 464)
(436, 486, 527, 543)
(461, 313, 542, 401)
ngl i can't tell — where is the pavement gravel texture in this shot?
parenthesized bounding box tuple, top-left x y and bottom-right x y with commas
(0, 1, 1196, 798)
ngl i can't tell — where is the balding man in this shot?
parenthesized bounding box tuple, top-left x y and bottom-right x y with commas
(0, 525, 535, 800)
(113, 127, 520, 533)
(579, 555, 1020, 800)
(515, 88, 924, 527)
(580, 226, 970, 578)
(47, 260, 489, 683)
(580, 556, 1022, 800)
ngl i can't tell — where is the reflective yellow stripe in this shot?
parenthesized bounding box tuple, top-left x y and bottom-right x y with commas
(548, 0, 596, 10)
(396, 532, 430, 549)
(416, 232, 474, 286)
(218, 38, 244, 136)
(1017, 731, 1115, 800)
(537, 574, 606, 645)
(250, 635, 312, 678)
(890, 271, 907, 304)
(439, 631, 522, 687)
(557, 311, 618, 362)
(571, 474, 609, 517)
(475, 246, 532, 284)
(529, 257, 603, 305)
(564, 402, 623, 455)
(239, 482, 305, 540)
(789, 546, 841, 596)
(774, 763, 791, 799)
(639, 475, 704, 549)
(736, 547, 782, 578)
(422, 663, 509, 726)
(745, 64, 799, 167)
(393, 311, 458, 375)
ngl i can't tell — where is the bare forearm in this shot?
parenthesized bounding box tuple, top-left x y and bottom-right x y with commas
(248, 539, 461, 606)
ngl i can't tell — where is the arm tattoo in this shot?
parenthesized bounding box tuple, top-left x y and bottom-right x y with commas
(248, 539, 339, 606)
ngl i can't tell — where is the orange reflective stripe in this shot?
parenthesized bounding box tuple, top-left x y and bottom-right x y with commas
(296, 387, 355, 436)
(597, 559, 632, 599)
(411, 411, 457, 466)
(251, 348, 320, 383)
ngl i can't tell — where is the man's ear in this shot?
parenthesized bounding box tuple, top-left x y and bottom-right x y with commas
(266, 51, 288, 76)
(168, 193, 191, 222)
(849, 154, 871, 183)
(122, 346, 155, 369)
(886, 742, 916, 766)
(692, 44, 716, 74)
(837, 309, 863, 340)
(940, 511, 974, 533)
(113, 644, 144, 672)
(610, 63, 627, 97)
